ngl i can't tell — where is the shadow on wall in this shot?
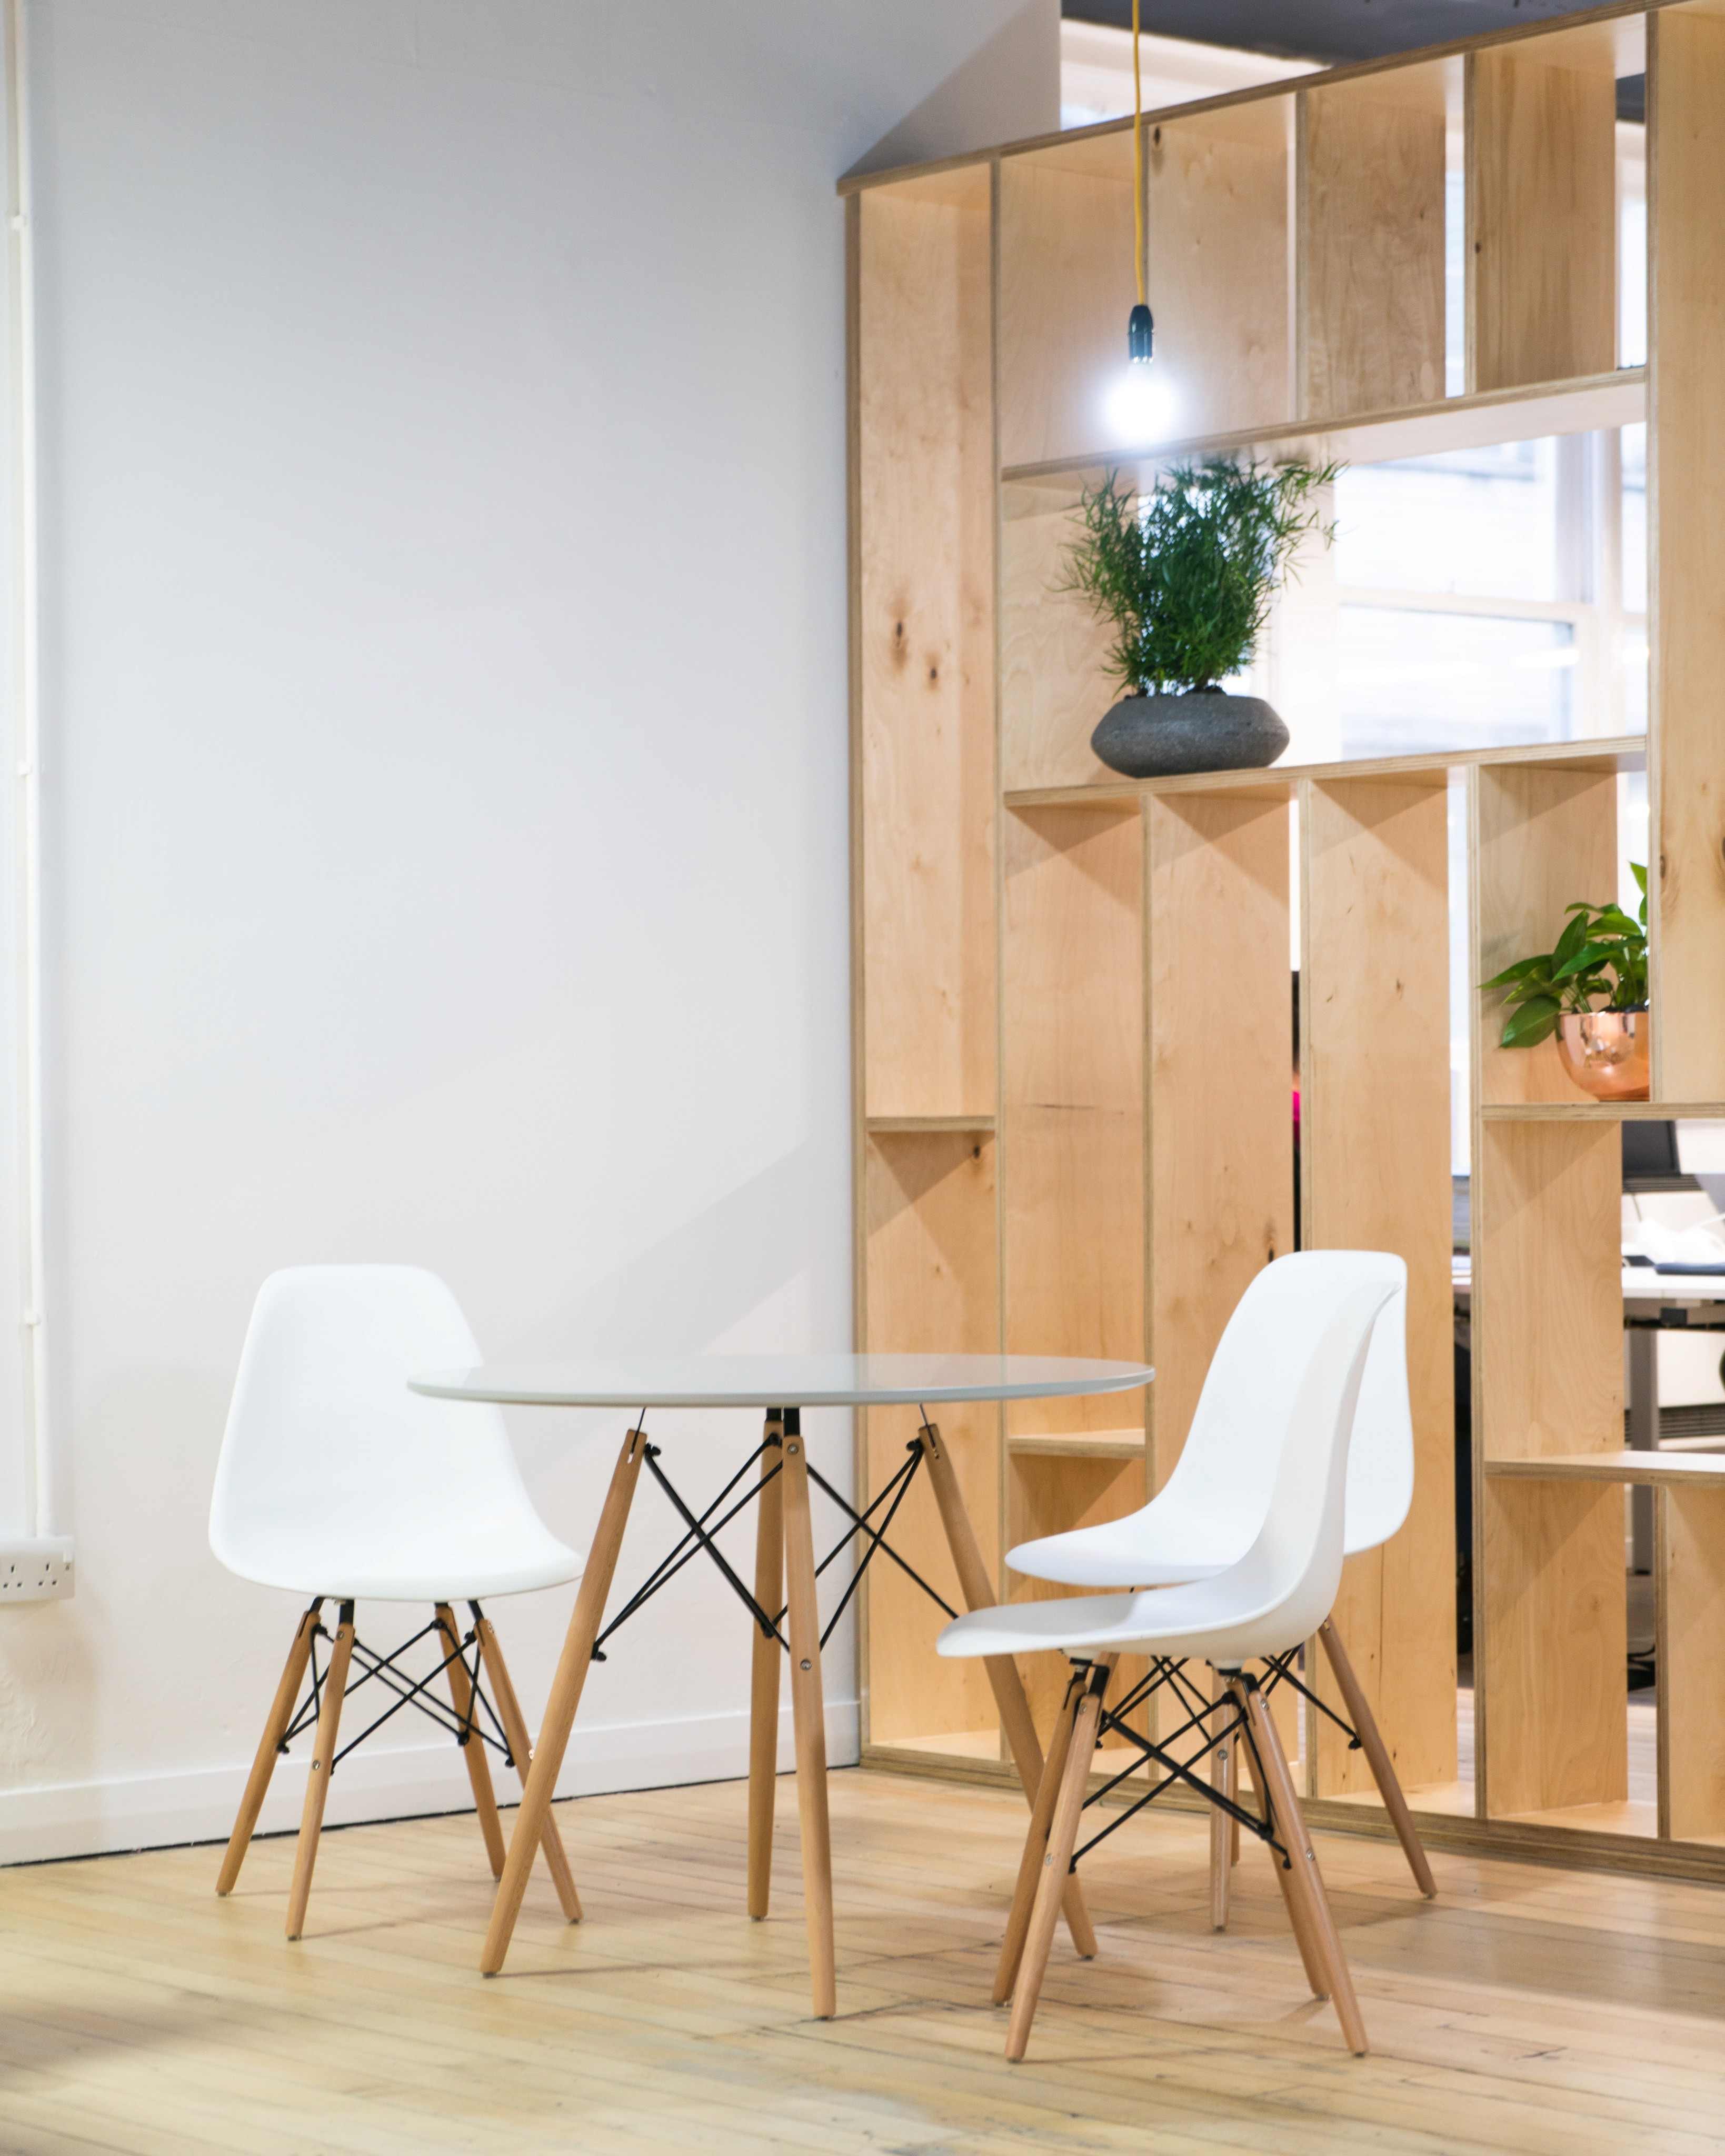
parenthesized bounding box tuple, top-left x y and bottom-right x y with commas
(503, 1143, 839, 1361)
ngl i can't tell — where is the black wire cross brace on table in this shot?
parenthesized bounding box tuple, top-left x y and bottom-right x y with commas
(588, 1408, 959, 1664)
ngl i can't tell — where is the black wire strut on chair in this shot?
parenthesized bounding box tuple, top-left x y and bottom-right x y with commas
(280, 1600, 516, 1771)
(1066, 1658, 1289, 1872)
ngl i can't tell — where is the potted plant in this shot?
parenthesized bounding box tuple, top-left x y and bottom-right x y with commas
(1479, 865, 1650, 1100)
(1063, 456, 1338, 778)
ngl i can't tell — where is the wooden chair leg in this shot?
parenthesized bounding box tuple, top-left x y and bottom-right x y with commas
(286, 1601, 355, 1941)
(1238, 1674, 1369, 2056)
(919, 1421, 1096, 1958)
(1005, 1662, 1110, 2063)
(1318, 1615, 1437, 1899)
(781, 1419, 836, 2020)
(1227, 1675, 1327, 1998)
(216, 1600, 322, 1897)
(995, 1665, 1085, 2004)
(747, 1415, 785, 1921)
(473, 1610, 581, 1922)
(482, 1425, 647, 1975)
(1209, 1685, 1233, 1933)
(436, 1604, 506, 1880)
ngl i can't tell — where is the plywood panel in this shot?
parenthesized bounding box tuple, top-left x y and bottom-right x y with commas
(1481, 1479, 1627, 1817)
(1301, 780, 1455, 1797)
(999, 506, 1118, 795)
(862, 1131, 999, 1744)
(1148, 107, 1293, 441)
(859, 175, 996, 1119)
(1648, 6, 1725, 1102)
(1659, 1482, 1725, 1842)
(1470, 763, 1616, 1106)
(1473, 1116, 1624, 1818)
(1297, 84, 1445, 418)
(998, 106, 1291, 470)
(1145, 791, 1293, 1489)
(1466, 47, 1617, 392)
(1002, 806, 1146, 1438)
(998, 146, 1136, 472)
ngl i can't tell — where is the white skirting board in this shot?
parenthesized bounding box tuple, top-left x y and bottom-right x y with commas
(0, 1695, 861, 1868)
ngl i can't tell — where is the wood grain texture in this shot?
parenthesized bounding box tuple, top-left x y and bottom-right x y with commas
(1148, 104, 1294, 441)
(1470, 763, 1617, 1106)
(1648, 5, 1725, 1102)
(1480, 1478, 1627, 1818)
(1002, 806, 1146, 1439)
(1301, 780, 1455, 1799)
(19, 1768, 1725, 2156)
(1473, 1115, 1624, 1820)
(1297, 82, 1447, 418)
(1659, 1482, 1725, 1842)
(862, 1132, 999, 1744)
(999, 504, 1119, 796)
(1145, 792, 1292, 1492)
(998, 142, 1136, 471)
(1466, 45, 1617, 392)
(1488, 1451, 1725, 1488)
(858, 173, 996, 1119)
(1472, 1117, 1622, 1469)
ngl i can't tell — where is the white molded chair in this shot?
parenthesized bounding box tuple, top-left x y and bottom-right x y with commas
(1008, 1250, 1434, 1915)
(939, 1274, 1395, 2060)
(211, 1265, 585, 1939)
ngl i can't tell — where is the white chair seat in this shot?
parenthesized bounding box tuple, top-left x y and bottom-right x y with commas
(220, 1522, 581, 1604)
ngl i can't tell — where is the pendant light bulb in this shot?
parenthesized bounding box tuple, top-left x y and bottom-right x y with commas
(1107, 304, 1174, 445)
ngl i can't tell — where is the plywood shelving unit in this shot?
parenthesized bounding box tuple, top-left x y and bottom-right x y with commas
(846, 0, 1725, 1877)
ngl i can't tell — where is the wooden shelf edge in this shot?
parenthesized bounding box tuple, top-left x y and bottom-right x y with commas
(1004, 733, 1647, 812)
(1007, 1429, 1145, 1461)
(854, 1751, 1725, 1885)
(1000, 369, 1647, 492)
(864, 1114, 997, 1135)
(1481, 1099, 1725, 1121)
(1486, 1449, 1725, 1486)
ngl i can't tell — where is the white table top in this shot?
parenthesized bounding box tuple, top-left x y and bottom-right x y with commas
(409, 1352, 1155, 1410)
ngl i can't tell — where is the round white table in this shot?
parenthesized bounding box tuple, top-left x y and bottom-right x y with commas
(411, 1353, 1154, 2015)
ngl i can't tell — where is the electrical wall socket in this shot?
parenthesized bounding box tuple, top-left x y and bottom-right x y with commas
(0, 1536, 75, 1601)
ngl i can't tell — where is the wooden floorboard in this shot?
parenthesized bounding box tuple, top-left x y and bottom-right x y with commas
(3, 1768, 1724, 2154)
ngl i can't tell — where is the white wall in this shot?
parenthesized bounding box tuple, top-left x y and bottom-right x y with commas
(0, 0, 1045, 1862)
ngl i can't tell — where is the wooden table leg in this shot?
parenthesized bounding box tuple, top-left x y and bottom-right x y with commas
(781, 1410, 837, 2019)
(918, 1421, 1096, 1958)
(747, 1413, 786, 1921)
(480, 1424, 647, 1975)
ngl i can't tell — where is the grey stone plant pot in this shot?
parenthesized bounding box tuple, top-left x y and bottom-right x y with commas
(1091, 688, 1291, 778)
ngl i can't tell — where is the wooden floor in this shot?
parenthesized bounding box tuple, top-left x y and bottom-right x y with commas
(4, 1767, 1725, 2155)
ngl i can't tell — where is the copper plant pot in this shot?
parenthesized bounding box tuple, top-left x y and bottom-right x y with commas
(1555, 1009, 1651, 1101)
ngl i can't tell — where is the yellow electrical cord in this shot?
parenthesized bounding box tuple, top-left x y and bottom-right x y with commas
(1132, 0, 1145, 307)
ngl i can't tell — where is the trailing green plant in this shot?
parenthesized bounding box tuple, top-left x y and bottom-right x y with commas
(1061, 457, 1339, 696)
(1480, 864, 1650, 1048)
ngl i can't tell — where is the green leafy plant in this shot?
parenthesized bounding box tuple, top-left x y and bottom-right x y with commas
(1480, 864, 1650, 1048)
(1062, 457, 1339, 696)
